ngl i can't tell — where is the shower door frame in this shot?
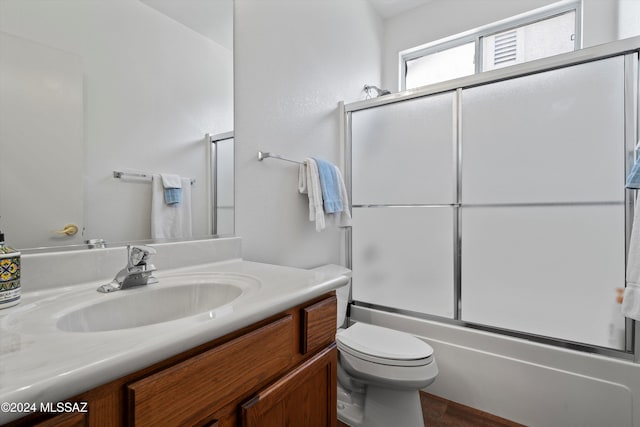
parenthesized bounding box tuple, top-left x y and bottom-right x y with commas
(343, 37, 640, 361)
(207, 131, 234, 236)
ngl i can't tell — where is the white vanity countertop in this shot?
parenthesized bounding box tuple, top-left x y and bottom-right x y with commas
(0, 259, 350, 424)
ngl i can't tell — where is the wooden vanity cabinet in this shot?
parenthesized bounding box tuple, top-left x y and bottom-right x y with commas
(4, 293, 337, 427)
(26, 413, 87, 427)
(240, 345, 337, 427)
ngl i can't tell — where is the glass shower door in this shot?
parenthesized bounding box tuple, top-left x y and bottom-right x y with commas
(460, 56, 627, 349)
(351, 92, 458, 318)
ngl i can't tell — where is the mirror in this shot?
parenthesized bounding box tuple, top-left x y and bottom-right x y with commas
(0, 0, 233, 251)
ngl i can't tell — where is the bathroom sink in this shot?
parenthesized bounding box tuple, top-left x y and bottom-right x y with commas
(57, 273, 259, 332)
(3, 273, 260, 334)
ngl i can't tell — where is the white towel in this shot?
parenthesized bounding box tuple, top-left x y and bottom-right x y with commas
(151, 175, 193, 239)
(326, 165, 351, 228)
(299, 158, 325, 231)
(624, 194, 640, 320)
(622, 284, 640, 321)
(298, 159, 351, 232)
(160, 173, 182, 189)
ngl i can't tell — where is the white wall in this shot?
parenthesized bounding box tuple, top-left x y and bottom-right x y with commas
(0, 0, 233, 247)
(619, 0, 640, 40)
(234, 0, 383, 267)
(381, 0, 620, 91)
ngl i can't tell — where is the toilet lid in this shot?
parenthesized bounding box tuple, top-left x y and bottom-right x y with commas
(336, 323, 433, 366)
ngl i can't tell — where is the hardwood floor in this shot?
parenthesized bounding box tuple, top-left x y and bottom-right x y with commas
(337, 391, 525, 427)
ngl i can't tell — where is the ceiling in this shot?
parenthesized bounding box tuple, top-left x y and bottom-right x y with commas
(138, 0, 431, 50)
(139, 0, 233, 50)
(368, 0, 433, 19)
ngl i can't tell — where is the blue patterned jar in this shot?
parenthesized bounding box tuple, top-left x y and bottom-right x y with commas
(0, 232, 20, 309)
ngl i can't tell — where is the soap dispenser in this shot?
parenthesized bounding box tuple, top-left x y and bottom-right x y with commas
(0, 230, 20, 309)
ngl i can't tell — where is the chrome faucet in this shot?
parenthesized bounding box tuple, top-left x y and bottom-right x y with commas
(97, 245, 159, 293)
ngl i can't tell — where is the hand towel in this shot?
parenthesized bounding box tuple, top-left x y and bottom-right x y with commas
(161, 173, 182, 189)
(298, 159, 351, 231)
(326, 164, 352, 228)
(299, 158, 325, 231)
(313, 158, 343, 213)
(151, 175, 192, 239)
(161, 173, 183, 205)
(624, 193, 640, 320)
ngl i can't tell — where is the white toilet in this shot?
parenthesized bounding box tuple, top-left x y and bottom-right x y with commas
(316, 266, 438, 427)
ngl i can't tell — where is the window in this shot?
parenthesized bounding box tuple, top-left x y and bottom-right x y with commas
(482, 11, 576, 72)
(405, 41, 475, 89)
(400, 2, 580, 91)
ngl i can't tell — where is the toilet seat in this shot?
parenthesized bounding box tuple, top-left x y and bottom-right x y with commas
(336, 323, 433, 367)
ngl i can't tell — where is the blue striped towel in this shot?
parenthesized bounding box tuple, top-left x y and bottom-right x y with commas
(161, 174, 183, 205)
(313, 158, 343, 213)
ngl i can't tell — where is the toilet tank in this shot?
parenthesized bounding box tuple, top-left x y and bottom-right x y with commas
(310, 264, 352, 328)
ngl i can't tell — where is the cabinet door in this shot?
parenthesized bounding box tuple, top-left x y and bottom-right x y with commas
(351, 92, 456, 205)
(301, 296, 337, 355)
(241, 345, 337, 427)
(461, 56, 625, 205)
(352, 207, 455, 318)
(127, 316, 294, 427)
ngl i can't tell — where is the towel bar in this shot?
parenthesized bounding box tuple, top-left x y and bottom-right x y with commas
(113, 171, 196, 185)
(257, 151, 303, 165)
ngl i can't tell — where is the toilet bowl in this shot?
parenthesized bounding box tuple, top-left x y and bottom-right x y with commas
(336, 323, 438, 427)
(310, 264, 438, 427)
